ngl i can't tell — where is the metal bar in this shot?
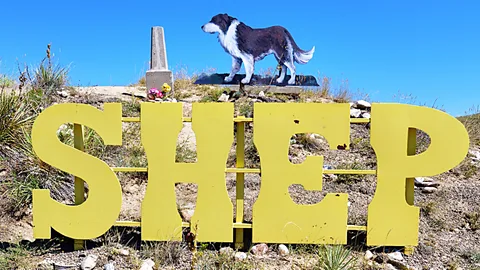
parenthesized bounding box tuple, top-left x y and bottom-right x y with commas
(406, 128, 416, 205)
(112, 221, 367, 231)
(111, 167, 148, 173)
(347, 225, 367, 231)
(120, 117, 370, 124)
(405, 128, 417, 255)
(225, 168, 261, 173)
(325, 169, 376, 175)
(73, 124, 85, 251)
(350, 118, 370, 124)
(115, 221, 141, 227)
(122, 117, 141, 122)
(110, 167, 376, 175)
(235, 119, 246, 249)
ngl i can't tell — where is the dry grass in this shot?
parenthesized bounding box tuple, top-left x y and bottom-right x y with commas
(458, 105, 480, 147)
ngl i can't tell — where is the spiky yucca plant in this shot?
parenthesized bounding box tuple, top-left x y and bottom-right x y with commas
(316, 245, 357, 270)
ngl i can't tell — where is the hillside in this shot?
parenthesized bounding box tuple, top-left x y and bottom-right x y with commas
(0, 68, 479, 270)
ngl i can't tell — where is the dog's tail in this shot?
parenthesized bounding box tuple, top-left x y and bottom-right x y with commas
(294, 46, 315, 64)
(284, 29, 315, 64)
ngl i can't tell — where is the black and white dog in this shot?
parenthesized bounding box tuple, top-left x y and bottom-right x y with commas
(201, 13, 315, 85)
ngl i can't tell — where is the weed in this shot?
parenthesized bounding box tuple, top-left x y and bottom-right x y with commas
(237, 100, 253, 118)
(293, 133, 325, 152)
(0, 74, 15, 88)
(122, 97, 142, 117)
(194, 249, 256, 270)
(335, 161, 367, 184)
(466, 211, 480, 231)
(0, 89, 35, 150)
(0, 245, 37, 269)
(200, 88, 225, 102)
(4, 173, 40, 212)
(315, 244, 357, 270)
(458, 105, 480, 146)
(140, 241, 187, 267)
(176, 138, 197, 163)
(29, 44, 70, 96)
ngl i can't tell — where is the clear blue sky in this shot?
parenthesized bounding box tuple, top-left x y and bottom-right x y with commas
(1, 0, 479, 116)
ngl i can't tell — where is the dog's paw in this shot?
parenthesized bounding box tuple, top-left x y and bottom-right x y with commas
(224, 76, 233, 83)
(241, 78, 250, 84)
(276, 77, 284, 84)
(287, 78, 296, 85)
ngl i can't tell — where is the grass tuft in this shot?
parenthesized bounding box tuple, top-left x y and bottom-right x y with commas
(315, 244, 357, 270)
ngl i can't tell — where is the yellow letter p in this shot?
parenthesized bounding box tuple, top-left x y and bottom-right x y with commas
(367, 103, 470, 246)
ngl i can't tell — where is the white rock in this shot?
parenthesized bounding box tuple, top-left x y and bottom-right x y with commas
(365, 250, 374, 260)
(361, 112, 371, 119)
(57, 90, 69, 98)
(387, 251, 404, 261)
(81, 254, 98, 270)
(180, 209, 195, 222)
(219, 247, 234, 255)
(119, 248, 129, 256)
(421, 187, 437, 193)
(218, 93, 229, 102)
(140, 258, 155, 270)
(350, 108, 362, 118)
(234, 252, 247, 261)
(250, 243, 268, 256)
(469, 150, 480, 161)
(355, 100, 371, 109)
(104, 263, 115, 270)
(278, 244, 289, 256)
(385, 264, 397, 270)
(259, 91, 266, 97)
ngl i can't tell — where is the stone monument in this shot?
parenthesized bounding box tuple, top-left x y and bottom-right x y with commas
(146, 26, 174, 94)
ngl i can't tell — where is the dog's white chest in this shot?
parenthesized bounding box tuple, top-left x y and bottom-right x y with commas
(218, 21, 242, 58)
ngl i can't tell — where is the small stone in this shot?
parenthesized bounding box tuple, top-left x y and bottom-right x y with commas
(119, 248, 129, 256)
(385, 264, 397, 270)
(350, 108, 362, 118)
(57, 90, 69, 98)
(250, 243, 268, 256)
(259, 91, 265, 97)
(37, 259, 55, 270)
(421, 187, 437, 193)
(355, 100, 371, 109)
(104, 263, 115, 270)
(234, 252, 247, 261)
(278, 244, 289, 256)
(81, 254, 98, 270)
(140, 258, 155, 270)
(387, 251, 404, 261)
(219, 247, 234, 256)
(365, 250, 374, 260)
(218, 93, 229, 102)
(361, 112, 371, 119)
(180, 209, 195, 222)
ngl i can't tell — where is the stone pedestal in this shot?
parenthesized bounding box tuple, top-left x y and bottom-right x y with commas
(146, 70, 173, 92)
(146, 26, 174, 93)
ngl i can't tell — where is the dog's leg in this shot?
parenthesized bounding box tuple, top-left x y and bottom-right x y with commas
(285, 60, 296, 85)
(225, 57, 242, 83)
(276, 64, 287, 84)
(240, 55, 254, 84)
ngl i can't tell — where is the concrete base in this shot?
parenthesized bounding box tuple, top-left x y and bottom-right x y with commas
(146, 69, 174, 93)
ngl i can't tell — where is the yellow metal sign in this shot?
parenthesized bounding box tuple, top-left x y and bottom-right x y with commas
(30, 102, 470, 248)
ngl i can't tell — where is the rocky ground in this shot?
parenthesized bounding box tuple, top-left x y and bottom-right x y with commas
(0, 82, 479, 270)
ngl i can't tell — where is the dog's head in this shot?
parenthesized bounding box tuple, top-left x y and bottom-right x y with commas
(201, 13, 236, 35)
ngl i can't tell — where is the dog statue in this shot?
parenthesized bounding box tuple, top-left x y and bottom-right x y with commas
(202, 13, 315, 85)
